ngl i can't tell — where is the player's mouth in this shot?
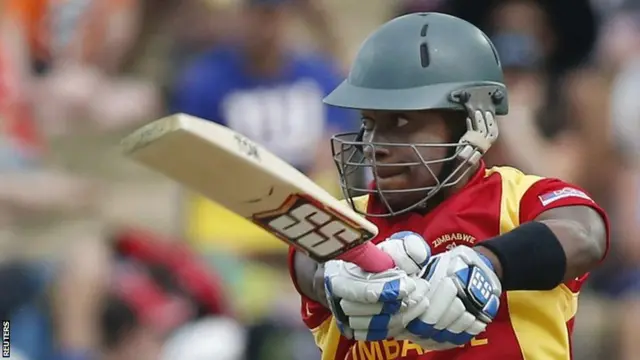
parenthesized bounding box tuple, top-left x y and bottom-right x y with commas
(375, 166, 405, 178)
(374, 166, 409, 189)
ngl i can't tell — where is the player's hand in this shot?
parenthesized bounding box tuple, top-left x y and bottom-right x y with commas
(324, 232, 432, 341)
(398, 246, 501, 350)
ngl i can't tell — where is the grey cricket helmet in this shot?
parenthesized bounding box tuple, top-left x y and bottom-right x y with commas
(325, 12, 508, 216)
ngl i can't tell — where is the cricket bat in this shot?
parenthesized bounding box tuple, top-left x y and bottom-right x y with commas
(120, 113, 395, 272)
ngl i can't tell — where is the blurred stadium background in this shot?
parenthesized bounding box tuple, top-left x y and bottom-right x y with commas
(0, 0, 639, 359)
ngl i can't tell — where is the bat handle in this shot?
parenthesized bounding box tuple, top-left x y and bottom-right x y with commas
(337, 242, 396, 273)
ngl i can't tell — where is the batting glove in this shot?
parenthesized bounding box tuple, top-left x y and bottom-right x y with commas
(324, 231, 432, 341)
(398, 245, 501, 350)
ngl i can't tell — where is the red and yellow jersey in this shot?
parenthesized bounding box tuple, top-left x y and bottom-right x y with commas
(288, 162, 609, 360)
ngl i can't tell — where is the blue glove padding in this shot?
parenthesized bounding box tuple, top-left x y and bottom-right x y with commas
(324, 232, 432, 341)
(399, 246, 501, 350)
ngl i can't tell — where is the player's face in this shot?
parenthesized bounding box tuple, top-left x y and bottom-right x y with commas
(360, 109, 455, 208)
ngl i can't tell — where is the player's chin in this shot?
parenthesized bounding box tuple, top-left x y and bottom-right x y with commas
(375, 173, 434, 209)
(380, 190, 430, 212)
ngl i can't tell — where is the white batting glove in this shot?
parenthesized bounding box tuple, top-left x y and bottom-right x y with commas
(397, 246, 501, 350)
(324, 232, 432, 341)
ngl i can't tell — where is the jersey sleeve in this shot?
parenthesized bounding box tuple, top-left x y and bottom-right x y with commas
(518, 178, 610, 261)
(287, 246, 354, 359)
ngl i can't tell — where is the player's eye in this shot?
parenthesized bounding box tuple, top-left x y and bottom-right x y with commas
(396, 117, 409, 128)
(361, 118, 375, 131)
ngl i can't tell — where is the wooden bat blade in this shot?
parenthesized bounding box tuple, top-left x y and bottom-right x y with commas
(121, 113, 394, 271)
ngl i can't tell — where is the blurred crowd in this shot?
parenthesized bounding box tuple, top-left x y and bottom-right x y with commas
(0, 0, 639, 359)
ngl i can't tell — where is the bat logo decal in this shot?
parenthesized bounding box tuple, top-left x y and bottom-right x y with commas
(252, 194, 372, 261)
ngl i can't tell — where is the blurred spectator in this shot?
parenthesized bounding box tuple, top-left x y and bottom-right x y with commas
(290, 0, 344, 61)
(172, 0, 354, 176)
(101, 229, 235, 360)
(597, 4, 640, 359)
(245, 301, 321, 360)
(48, 234, 111, 360)
(8, 228, 232, 360)
(0, 262, 49, 320)
(101, 263, 193, 360)
(173, 0, 356, 255)
(0, 5, 98, 222)
(478, 0, 581, 181)
(128, 0, 234, 92)
(113, 228, 232, 317)
(1, 0, 161, 135)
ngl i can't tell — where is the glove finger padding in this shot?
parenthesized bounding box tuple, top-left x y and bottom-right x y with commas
(400, 246, 502, 349)
(353, 325, 405, 342)
(340, 302, 388, 317)
(348, 315, 410, 340)
(343, 278, 431, 342)
(324, 260, 417, 303)
(339, 277, 430, 316)
(403, 279, 486, 347)
(465, 318, 487, 336)
(434, 296, 466, 330)
(378, 232, 431, 275)
(447, 311, 476, 334)
(344, 278, 430, 325)
(417, 277, 458, 330)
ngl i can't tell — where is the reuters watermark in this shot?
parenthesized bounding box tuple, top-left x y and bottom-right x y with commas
(2, 320, 9, 358)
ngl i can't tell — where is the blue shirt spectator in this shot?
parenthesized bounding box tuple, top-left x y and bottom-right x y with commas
(171, 43, 354, 172)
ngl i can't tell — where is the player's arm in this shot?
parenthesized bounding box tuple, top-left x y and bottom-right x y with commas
(476, 205, 607, 285)
(475, 181, 609, 291)
(536, 206, 606, 281)
(292, 251, 329, 308)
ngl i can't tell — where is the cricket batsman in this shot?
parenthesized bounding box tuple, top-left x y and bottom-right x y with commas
(288, 13, 609, 360)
